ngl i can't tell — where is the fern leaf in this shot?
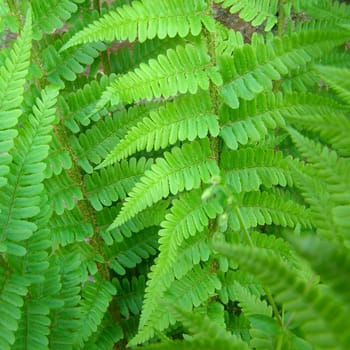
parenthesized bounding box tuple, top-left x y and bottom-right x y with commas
(141, 306, 249, 350)
(0, 86, 59, 256)
(220, 22, 349, 108)
(0, 10, 32, 189)
(49, 207, 94, 246)
(215, 0, 278, 31)
(221, 148, 293, 192)
(32, 0, 84, 39)
(106, 227, 158, 275)
(229, 191, 311, 231)
(288, 128, 350, 205)
(48, 253, 83, 349)
(85, 157, 153, 211)
(315, 65, 350, 105)
(72, 101, 159, 172)
(97, 201, 168, 243)
(219, 93, 286, 149)
(291, 236, 350, 305)
(96, 43, 222, 109)
(45, 171, 83, 215)
(213, 241, 350, 350)
(101, 91, 219, 166)
(110, 139, 220, 229)
(58, 74, 116, 133)
(231, 281, 272, 317)
(74, 277, 116, 348)
(139, 189, 223, 331)
(41, 35, 105, 87)
(115, 275, 146, 318)
(0, 268, 29, 350)
(63, 0, 215, 49)
(130, 264, 221, 346)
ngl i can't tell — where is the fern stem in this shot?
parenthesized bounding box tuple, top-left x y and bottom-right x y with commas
(53, 122, 110, 280)
(277, 0, 287, 37)
(233, 206, 254, 247)
(265, 287, 283, 327)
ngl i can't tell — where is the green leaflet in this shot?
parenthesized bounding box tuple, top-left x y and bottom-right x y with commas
(110, 139, 220, 228)
(101, 91, 219, 166)
(62, 0, 215, 48)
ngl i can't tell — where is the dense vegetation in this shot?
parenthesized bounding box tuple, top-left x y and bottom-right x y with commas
(0, 0, 349, 349)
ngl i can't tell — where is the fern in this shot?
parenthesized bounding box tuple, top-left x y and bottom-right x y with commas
(1, 1, 350, 349)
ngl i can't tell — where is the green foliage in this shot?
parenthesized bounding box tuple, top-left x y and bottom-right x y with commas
(1, 0, 349, 349)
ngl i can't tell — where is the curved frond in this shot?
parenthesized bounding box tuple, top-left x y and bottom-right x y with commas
(85, 157, 153, 211)
(214, 0, 278, 31)
(63, 0, 215, 49)
(228, 191, 311, 231)
(220, 21, 349, 109)
(97, 43, 222, 109)
(221, 148, 293, 192)
(0, 86, 59, 256)
(101, 91, 219, 166)
(0, 10, 32, 189)
(72, 102, 159, 172)
(315, 65, 350, 105)
(32, 0, 84, 39)
(0, 268, 29, 350)
(45, 171, 83, 215)
(110, 139, 220, 229)
(130, 264, 221, 346)
(74, 277, 116, 348)
(106, 227, 158, 275)
(139, 189, 223, 331)
(288, 128, 350, 205)
(213, 241, 350, 350)
(115, 275, 146, 318)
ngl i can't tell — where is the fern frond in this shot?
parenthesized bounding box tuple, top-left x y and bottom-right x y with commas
(300, 0, 350, 22)
(130, 264, 221, 346)
(229, 191, 311, 231)
(41, 34, 105, 86)
(232, 281, 272, 317)
(214, 0, 278, 31)
(139, 189, 223, 330)
(49, 207, 94, 246)
(48, 253, 83, 349)
(97, 43, 222, 109)
(221, 148, 293, 192)
(288, 128, 350, 205)
(106, 227, 158, 275)
(115, 275, 146, 318)
(291, 235, 350, 304)
(63, 0, 215, 49)
(74, 277, 116, 348)
(213, 241, 350, 350)
(315, 65, 350, 105)
(58, 74, 115, 133)
(0, 86, 59, 256)
(97, 201, 168, 243)
(220, 21, 349, 108)
(83, 316, 123, 350)
(101, 91, 219, 165)
(85, 157, 153, 211)
(141, 306, 249, 350)
(72, 102, 159, 172)
(0, 10, 32, 189)
(32, 0, 84, 39)
(45, 171, 83, 215)
(110, 37, 186, 75)
(44, 133, 72, 178)
(219, 93, 287, 149)
(0, 268, 29, 350)
(110, 139, 220, 229)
